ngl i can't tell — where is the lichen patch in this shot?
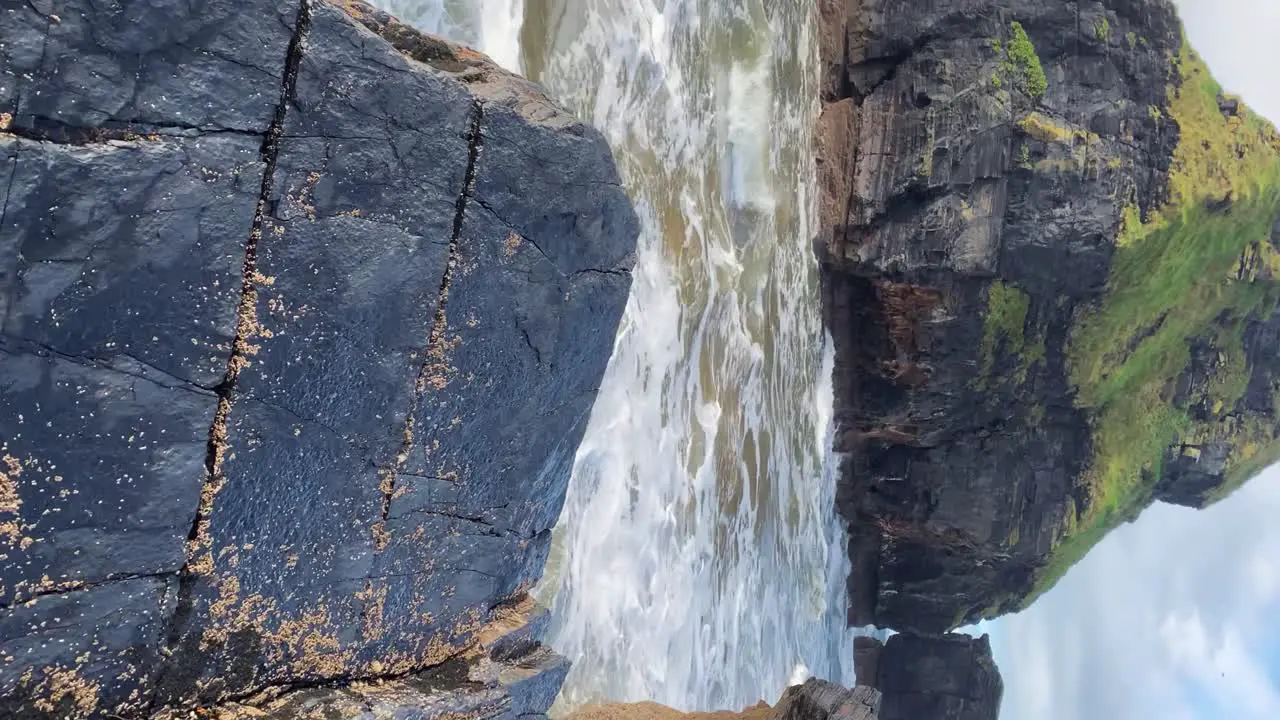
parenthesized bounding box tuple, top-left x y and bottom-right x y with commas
(1, 453, 23, 514)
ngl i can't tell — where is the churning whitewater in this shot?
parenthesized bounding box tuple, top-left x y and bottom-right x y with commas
(373, 0, 856, 712)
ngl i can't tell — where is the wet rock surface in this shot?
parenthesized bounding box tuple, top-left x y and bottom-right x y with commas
(0, 0, 637, 717)
(565, 680, 881, 720)
(854, 634, 1002, 720)
(817, 0, 1280, 638)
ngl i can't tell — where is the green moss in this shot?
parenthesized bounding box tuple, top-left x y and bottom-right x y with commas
(1116, 201, 1143, 247)
(919, 108, 937, 177)
(1018, 111, 1100, 145)
(976, 281, 1046, 391)
(979, 281, 1029, 376)
(1126, 31, 1138, 48)
(1094, 17, 1111, 42)
(1027, 402, 1046, 428)
(1018, 144, 1031, 169)
(1022, 41, 1280, 604)
(1005, 22, 1048, 99)
(1024, 329, 1047, 381)
(1006, 524, 1022, 547)
(991, 72, 1003, 89)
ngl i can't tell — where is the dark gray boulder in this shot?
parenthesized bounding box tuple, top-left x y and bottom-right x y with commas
(774, 680, 882, 720)
(0, 0, 637, 716)
(853, 634, 1003, 720)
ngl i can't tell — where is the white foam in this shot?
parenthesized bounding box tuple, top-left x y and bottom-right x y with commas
(374, 0, 858, 712)
(529, 0, 856, 712)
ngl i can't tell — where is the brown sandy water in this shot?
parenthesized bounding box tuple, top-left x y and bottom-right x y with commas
(372, 0, 856, 712)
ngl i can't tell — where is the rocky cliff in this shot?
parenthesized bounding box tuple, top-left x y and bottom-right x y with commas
(562, 634, 999, 720)
(0, 1, 637, 717)
(818, 0, 1280, 633)
(854, 634, 1002, 720)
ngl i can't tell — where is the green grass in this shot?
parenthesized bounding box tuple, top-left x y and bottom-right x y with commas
(1017, 42, 1280, 604)
(1006, 22, 1048, 99)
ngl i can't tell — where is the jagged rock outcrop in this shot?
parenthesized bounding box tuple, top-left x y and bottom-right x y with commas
(852, 637, 882, 688)
(566, 679, 881, 720)
(818, 0, 1280, 633)
(854, 634, 1002, 720)
(559, 636, 997, 720)
(0, 0, 637, 717)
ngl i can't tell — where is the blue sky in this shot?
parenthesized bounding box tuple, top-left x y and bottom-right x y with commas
(989, 475, 1280, 720)
(986, 3, 1280, 718)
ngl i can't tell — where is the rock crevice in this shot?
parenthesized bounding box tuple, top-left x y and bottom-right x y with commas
(0, 0, 638, 716)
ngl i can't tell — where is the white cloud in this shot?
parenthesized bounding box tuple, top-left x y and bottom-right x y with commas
(992, 472, 1280, 720)
(1160, 610, 1280, 718)
(1175, 0, 1280, 123)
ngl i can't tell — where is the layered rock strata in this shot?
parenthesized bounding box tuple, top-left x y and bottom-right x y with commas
(818, 0, 1280, 632)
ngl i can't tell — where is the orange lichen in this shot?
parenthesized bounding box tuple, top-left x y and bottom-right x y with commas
(287, 172, 323, 221)
(21, 666, 101, 718)
(473, 593, 537, 650)
(357, 581, 389, 641)
(0, 520, 21, 543)
(371, 521, 390, 550)
(1, 453, 23, 514)
(504, 232, 522, 256)
(272, 605, 345, 675)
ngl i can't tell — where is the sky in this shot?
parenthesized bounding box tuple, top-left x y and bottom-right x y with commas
(988, 4, 1280, 718)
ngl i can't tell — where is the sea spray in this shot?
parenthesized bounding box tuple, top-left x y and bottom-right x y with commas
(372, 0, 857, 711)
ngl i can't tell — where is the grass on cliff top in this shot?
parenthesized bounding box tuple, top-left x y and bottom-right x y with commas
(1022, 43, 1280, 606)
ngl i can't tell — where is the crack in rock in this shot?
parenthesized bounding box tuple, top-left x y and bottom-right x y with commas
(157, 0, 314, 690)
(372, 99, 485, 551)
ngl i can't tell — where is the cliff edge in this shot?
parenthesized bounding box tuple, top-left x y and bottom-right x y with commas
(0, 0, 637, 716)
(818, 0, 1280, 632)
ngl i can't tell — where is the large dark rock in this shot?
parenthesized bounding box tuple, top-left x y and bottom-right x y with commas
(856, 634, 1002, 720)
(563, 680, 881, 720)
(773, 680, 881, 720)
(817, 0, 1280, 636)
(0, 0, 637, 717)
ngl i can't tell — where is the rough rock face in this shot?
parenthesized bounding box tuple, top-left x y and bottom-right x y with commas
(818, 0, 1280, 633)
(854, 634, 1002, 720)
(0, 0, 637, 717)
(852, 637, 882, 688)
(773, 681, 881, 720)
(566, 680, 882, 720)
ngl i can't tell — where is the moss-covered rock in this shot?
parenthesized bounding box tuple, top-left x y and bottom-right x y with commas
(817, 0, 1280, 632)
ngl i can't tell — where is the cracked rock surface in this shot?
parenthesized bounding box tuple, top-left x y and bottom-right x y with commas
(0, 0, 637, 717)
